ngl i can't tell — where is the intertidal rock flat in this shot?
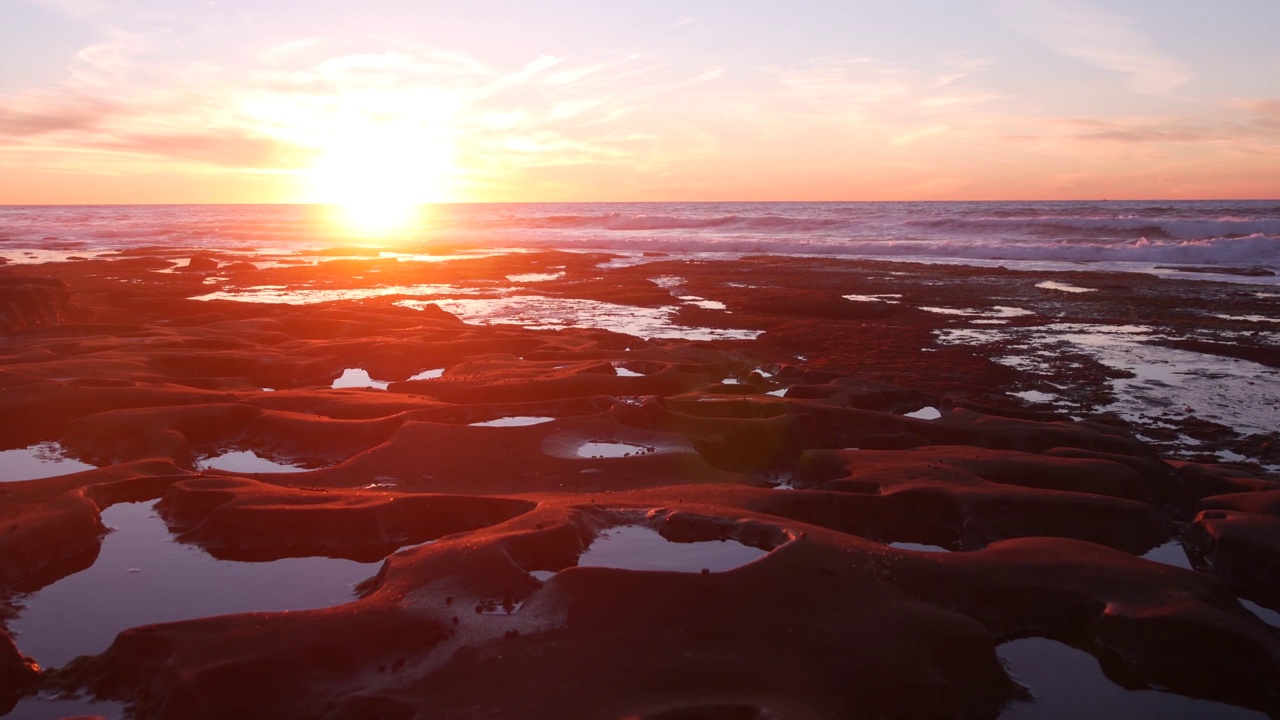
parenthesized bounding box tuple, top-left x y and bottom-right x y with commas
(1, 250, 1278, 720)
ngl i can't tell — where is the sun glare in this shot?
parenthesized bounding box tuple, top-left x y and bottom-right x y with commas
(306, 123, 455, 239)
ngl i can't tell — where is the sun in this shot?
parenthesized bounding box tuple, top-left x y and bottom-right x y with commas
(306, 124, 455, 239)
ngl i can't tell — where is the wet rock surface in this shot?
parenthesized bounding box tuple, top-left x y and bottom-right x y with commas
(0, 277, 74, 336)
(0, 252, 1278, 719)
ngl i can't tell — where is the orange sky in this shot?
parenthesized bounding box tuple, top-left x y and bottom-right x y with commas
(2, 0, 1279, 203)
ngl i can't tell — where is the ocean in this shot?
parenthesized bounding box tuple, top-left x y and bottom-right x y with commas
(2, 201, 1279, 284)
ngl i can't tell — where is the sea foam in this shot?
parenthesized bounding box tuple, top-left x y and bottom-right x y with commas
(3, 201, 1277, 279)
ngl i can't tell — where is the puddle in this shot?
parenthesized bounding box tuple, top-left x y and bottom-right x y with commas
(191, 283, 474, 305)
(1140, 540, 1192, 570)
(920, 306, 1034, 318)
(506, 272, 565, 283)
(1216, 449, 1250, 464)
(0, 443, 96, 482)
(766, 389, 788, 397)
(194, 449, 309, 474)
(4, 693, 127, 720)
(843, 293, 902, 303)
(576, 526, 768, 573)
(331, 368, 389, 390)
(7, 502, 379, 668)
(997, 637, 1264, 719)
(387, 251, 504, 264)
(397, 296, 761, 341)
(408, 368, 445, 380)
(596, 255, 668, 270)
(888, 542, 950, 553)
(650, 276, 685, 289)
(613, 365, 645, 377)
(469, 416, 555, 428)
(679, 296, 727, 310)
(1209, 314, 1279, 324)
(1036, 281, 1096, 293)
(1240, 600, 1280, 629)
(1010, 390, 1057, 403)
(904, 406, 943, 420)
(935, 323, 1280, 443)
(576, 441, 656, 458)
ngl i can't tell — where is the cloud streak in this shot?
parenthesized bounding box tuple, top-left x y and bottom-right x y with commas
(992, 0, 1191, 94)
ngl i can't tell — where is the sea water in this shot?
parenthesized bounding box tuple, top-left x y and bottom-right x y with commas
(1, 201, 1278, 281)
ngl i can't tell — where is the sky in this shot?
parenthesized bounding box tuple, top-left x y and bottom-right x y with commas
(1, 0, 1278, 204)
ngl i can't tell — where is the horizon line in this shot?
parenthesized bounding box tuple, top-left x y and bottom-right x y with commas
(2, 198, 1278, 207)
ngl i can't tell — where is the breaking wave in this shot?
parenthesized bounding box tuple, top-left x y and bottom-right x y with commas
(2, 200, 1278, 275)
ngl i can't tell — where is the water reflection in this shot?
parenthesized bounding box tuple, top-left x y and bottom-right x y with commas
(576, 526, 767, 573)
(997, 637, 1263, 719)
(8, 502, 378, 668)
(0, 443, 95, 482)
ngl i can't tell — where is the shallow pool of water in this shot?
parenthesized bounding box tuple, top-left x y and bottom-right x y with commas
(506, 272, 564, 283)
(920, 305, 1034, 319)
(1210, 313, 1279, 323)
(398, 295, 762, 341)
(0, 443, 96, 482)
(1010, 390, 1057, 404)
(469, 416, 555, 428)
(331, 368, 389, 390)
(935, 323, 1280, 446)
(575, 441, 656, 458)
(7, 502, 379, 669)
(888, 541, 950, 553)
(1036, 281, 1096, 294)
(4, 693, 127, 720)
(1140, 540, 1193, 570)
(843, 293, 901, 303)
(576, 525, 768, 573)
(678, 296, 727, 311)
(997, 637, 1264, 718)
(904, 406, 942, 420)
(191, 282, 474, 305)
(194, 449, 310, 474)
(1240, 599, 1280, 629)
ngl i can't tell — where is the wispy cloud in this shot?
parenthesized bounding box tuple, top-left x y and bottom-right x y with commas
(991, 0, 1191, 94)
(1004, 106, 1280, 147)
(768, 53, 1003, 149)
(0, 96, 119, 136)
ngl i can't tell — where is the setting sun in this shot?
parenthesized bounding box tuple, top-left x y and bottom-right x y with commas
(305, 122, 455, 237)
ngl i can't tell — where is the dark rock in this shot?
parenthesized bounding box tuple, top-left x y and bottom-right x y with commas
(0, 276, 73, 335)
(179, 253, 220, 272)
(0, 631, 40, 692)
(1185, 507, 1280, 607)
